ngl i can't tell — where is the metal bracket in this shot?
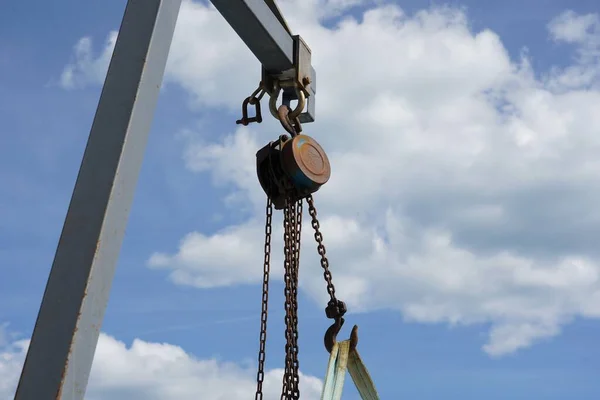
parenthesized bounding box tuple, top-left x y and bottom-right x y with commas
(210, 0, 318, 124)
(262, 35, 316, 123)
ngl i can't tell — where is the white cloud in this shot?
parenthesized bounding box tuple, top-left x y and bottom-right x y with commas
(548, 10, 600, 44)
(546, 10, 600, 90)
(0, 324, 27, 400)
(148, 220, 274, 288)
(59, 2, 600, 356)
(0, 327, 322, 400)
(59, 32, 117, 89)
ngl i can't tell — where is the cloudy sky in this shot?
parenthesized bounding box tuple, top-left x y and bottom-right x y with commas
(2, 0, 600, 398)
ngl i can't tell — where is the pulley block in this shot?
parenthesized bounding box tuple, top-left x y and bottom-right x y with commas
(256, 133, 330, 210)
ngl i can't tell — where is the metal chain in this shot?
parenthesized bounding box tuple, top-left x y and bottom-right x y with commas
(295, 200, 303, 277)
(255, 194, 343, 399)
(281, 201, 293, 399)
(280, 198, 301, 400)
(254, 197, 273, 400)
(306, 195, 338, 304)
(290, 199, 301, 399)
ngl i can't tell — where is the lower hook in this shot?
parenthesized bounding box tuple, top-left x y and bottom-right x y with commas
(324, 318, 359, 353)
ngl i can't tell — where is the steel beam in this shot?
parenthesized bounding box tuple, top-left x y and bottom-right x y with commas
(14, 0, 182, 398)
(211, 0, 294, 72)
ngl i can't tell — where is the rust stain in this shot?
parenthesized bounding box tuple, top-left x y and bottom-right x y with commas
(55, 355, 68, 400)
(93, 238, 102, 259)
(56, 305, 85, 399)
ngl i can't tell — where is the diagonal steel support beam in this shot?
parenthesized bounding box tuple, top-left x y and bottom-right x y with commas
(14, 0, 182, 399)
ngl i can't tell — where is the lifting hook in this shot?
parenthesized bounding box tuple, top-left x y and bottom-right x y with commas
(277, 104, 302, 136)
(324, 318, 358, 354)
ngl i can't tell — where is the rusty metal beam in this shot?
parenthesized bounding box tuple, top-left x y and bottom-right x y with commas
(13, 0, 182, 398)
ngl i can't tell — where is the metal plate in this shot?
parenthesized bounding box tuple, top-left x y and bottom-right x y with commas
(281, 134, 330, 191)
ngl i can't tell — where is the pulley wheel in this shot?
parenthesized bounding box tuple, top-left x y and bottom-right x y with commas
(281, 134, 331, 192)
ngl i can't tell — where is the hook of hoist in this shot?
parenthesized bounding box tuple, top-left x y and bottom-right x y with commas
(324, 298, 355, 353)
(277, 104, 302, 136)
(325, 318, 359, 353)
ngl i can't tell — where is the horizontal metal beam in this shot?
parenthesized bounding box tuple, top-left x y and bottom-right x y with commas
(210, 0, 294, 72)
(13, 0, 182, 399)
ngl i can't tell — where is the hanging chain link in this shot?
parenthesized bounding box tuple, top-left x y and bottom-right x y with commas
(289, 199, 301, 399)
(254, 180, 344, 399)
(281, 201, 293, 398)
(306, 195, 345, 319)
(291, 199, 302, 396)
(255, 197, 273, 400)
(281, 197, 301, 400)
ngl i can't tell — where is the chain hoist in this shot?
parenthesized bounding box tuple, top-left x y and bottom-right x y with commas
(239, 80, 350, 398)
(231, 5, 378, 396)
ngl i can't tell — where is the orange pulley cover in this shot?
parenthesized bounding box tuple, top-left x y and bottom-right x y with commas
(280, 134, 331, 193)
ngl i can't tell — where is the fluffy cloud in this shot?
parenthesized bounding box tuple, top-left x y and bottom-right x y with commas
(0, 324, 322, 399)
(546, 10, 600, 89)
(0, 324, 26, 400)
(548, 10, 600, 44)
(60, 2, 600, 356)
(59, 32, 117, 89)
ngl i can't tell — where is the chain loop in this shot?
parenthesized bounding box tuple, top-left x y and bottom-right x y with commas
(281, 201, 293, 399)
(290, 199, 302, 399)
(280, 198, 301, 400)
(255, 159, 343, 397)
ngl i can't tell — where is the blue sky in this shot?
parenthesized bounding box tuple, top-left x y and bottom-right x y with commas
(2, 0, 600, 399)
